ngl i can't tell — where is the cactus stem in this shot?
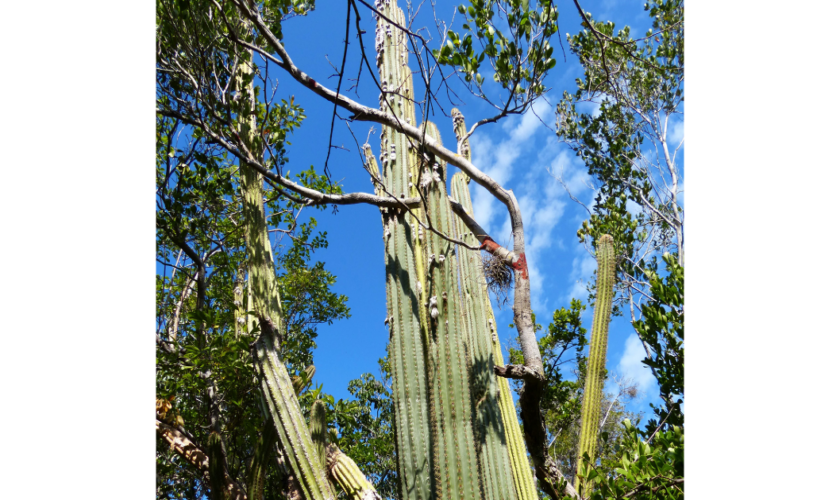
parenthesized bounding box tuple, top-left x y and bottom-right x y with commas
(575, 234, 616, 498)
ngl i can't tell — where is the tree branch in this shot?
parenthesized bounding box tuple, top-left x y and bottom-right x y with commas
(156, 419, 248, 500)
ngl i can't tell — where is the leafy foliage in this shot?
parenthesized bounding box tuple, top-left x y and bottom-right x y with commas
(635, 255, 683, 434)
(508, 305, 641, 488)
(556, 0, 684, 310)
(569, 420, 683, 500)
(548, 2, 684, 497)
(509, 304, 587, 433)
(339, 358, 399, 499)
(433, 0, 559, 116)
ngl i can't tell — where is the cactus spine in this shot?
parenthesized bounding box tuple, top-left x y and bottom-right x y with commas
(326, 444, 383, 500)
(449, 140, 539, 500)
(236, 54, 334, 500)
(575, 234, 616, 497)
(373, 4, 434, 500)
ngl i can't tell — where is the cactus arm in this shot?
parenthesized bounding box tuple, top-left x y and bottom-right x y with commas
(452, 109, 472, 163)
(574, 235, 616, 498)
(309, 400, 329, 472)
(246, 417, 277, 500)
(326, 444, 383, 500)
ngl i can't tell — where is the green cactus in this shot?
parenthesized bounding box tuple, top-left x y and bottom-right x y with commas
(246, 417, 277, 500)
(575, 234, 616, 498)
(326, 444, 383, 500)
(416, 121, 484, 499)
(450, 159, 539, 500)
(449, 118, 521, 500)
(293, 365, 317, 395)
(236, 55, 335, 500)
(368, 2, 545, 498)
(372, 4, 434, 500)
(309, 400, 328, 471)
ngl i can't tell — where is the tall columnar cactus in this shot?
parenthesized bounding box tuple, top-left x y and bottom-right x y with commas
(372, 4, 434, 500)
(417, 121, 484, 499)
(236, 55, 335, 500)
(575, 234, 616, 498)
(449, 143, 539, 500)
(368, 1, 539, 498)
(450, 112, 521, 500)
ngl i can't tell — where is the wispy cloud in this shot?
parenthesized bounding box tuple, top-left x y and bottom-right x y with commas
(617, 333, 656, 397)
(667, 117, 684, 147)
(567, 243, 596, 303)
(468, 100, 553, 234)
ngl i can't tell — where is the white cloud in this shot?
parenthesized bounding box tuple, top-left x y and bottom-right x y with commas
(567, 245, 597, 302)
(548, 149, 591, 200)
(511, 100, 551, 142)
(601, 0, 618, 12)
(617, 334, 656, 397)
(668, 117, 684, 147)
(468, 100, 554, 237)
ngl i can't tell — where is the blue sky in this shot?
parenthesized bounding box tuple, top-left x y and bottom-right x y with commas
(254, 0, 681, 422)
